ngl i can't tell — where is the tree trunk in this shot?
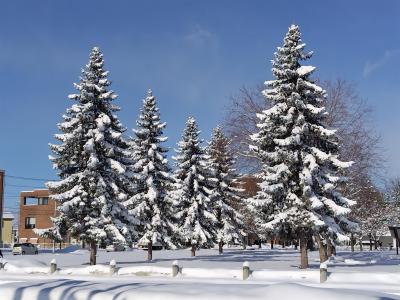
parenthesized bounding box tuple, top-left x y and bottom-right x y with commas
(369, 239, 373, 251)
(315, 234, 328, 263)
(374, 239, 378, 250)
(270, 239, 274, 249)
(218, 241, 223, 254)
(147, 241, 153, 261)
(90, 241, 97, 265)
(191, 245, 196, 257)
(327, 240, 333, 257)
(350, 233, 355, 252)
(299, 233, 309, 269)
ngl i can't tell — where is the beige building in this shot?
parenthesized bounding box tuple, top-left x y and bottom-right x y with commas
(2, 212, 14, 246)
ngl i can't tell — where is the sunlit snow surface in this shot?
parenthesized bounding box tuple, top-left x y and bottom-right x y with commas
(0, 246, 400, 299)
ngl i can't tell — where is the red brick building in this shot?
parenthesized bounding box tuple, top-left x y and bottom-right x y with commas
(18, 189, 57, 247)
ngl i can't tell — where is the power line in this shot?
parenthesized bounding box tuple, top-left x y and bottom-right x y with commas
(5, 175, 55, 181)
(5, 183, 46, 189)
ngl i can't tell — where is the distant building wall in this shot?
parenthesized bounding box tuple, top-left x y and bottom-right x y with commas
(2, 214, 14, 245)
(19, 189, 56, 245)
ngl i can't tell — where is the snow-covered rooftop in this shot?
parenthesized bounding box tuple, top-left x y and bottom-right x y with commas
(2, 212, 14, 220)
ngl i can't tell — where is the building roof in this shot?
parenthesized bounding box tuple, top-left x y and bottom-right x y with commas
(2, 212, 14, 220)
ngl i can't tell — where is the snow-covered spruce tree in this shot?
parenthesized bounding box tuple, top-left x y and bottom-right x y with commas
(47, 47, 135, 265)
(248, 25, 356, 268)
(124, 90, 175, 261)
(207, 126, 244, 254)
(170, 117, 217, 256)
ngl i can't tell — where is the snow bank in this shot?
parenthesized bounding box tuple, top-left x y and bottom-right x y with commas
(59, 264, 110, 275)
(182, 267, 241, 279)
(55, 244, 82, 254)
(252, 269, 319, 283)
(118, 265, 172, 277)
(2, 259, 50, 274)
(329, 272, 400, 285)
(328, 256, 376, 266)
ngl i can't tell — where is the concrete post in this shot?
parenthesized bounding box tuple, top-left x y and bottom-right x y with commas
(172, 260, 179, 277)
(50, 259, 57, 274)
(320, 261, 328, 283)
(110, 259, 117, 275)
(242, 261, 250, 280)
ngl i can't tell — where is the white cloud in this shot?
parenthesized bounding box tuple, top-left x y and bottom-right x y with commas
(184, 25, 216, 47)
(363, 49, 400, 78)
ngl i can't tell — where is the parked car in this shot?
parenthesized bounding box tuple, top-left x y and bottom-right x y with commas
(12, 243, 39, 255)
(106, 243, 126, 252)
(137, 241, 163, 250)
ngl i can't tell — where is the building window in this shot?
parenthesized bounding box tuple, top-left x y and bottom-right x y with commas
(38, 197, 49, 205)
(25, 217, 36, 229)
(24, 197, 38, 205)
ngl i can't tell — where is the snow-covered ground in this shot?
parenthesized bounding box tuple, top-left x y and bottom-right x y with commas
(1, 246, 400, 299)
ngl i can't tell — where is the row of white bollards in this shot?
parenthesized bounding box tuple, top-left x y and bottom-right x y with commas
(45, 259, 327, 283)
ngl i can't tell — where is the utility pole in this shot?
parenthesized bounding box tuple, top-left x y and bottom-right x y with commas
(0, 170, 4, 248)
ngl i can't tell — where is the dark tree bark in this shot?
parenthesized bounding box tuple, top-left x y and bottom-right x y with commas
(191, 245, 196, 257)
(299, 234, 309, 269)
(147, 241, 153, 261)
(219, 241, 223, 254)
(90, 241, 97, 265)
(327, 240, 333, 257)
(315, 234, 328, 263)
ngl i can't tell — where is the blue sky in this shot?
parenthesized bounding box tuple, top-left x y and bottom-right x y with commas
(1, 0, 399, 212)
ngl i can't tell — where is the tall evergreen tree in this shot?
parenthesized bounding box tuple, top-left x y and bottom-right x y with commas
(47, 47, 135, 265)
(124, 90, 175, 261)
(248, 25, 355, 268)
(170, 117, 216, 256)
(207, 126, 244, 254)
